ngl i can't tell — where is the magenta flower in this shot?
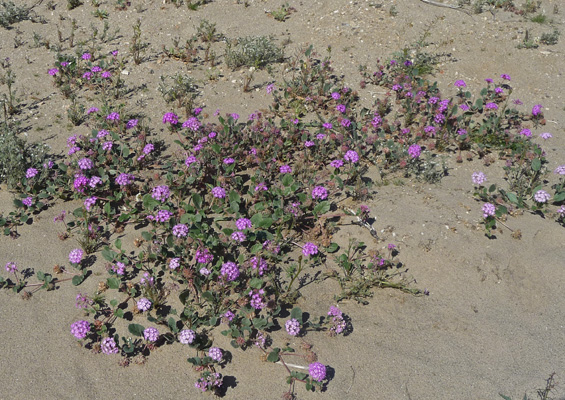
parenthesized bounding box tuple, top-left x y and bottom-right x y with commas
(86, 107, 99, 115)
(48, 68, 58, 76)
(532, 104, 543, 116)
(212, 186, 226, 199)
(266, 84, 275, 94)
(472, 172, 486, 186)
(231, 231, 246, 242)
(179, 329, 195, 344)
(151, 185, 170, 202)
(137, 298, 152, 312)
(84, 196, 97, 211)
(235, 218, 252, 230)
(323, 122, 333, 129)
(539, 132, 552, 140)
(169, 258, 180, 270)
(143, 144, 154, 154)
(341, 118, 351, 128)
(162, 112, 179, 125)
(70, 320, 91, 339)
(408, 144, 421, 159)
(533, 190, 550, 203)
(182, 117, 201, 131)
(101, 337, 119, 355)
(78, 158, 93, 170)
(344, 150, 359, 163)
(485, 102, 498, 110)
(312, 186, 328, 200)
(309, 362, 327, 381)
(115, 173, 134, 186)
(126, 119, 138, 129)
(331, 92, 341, 100)
(172, 224, 188, 238)
(482, 203, 496, 218)
(554, 165, 565, 175)
(106, 112, 120, 121)
(69, 248, 84, 264)
(336, 104, 346, 113)
(302, 242, 318, 256)
(304, 140, 315, 147)
(5, 262, 17, 273)
(280, 165, 292, 174)
(81, 53, 92, 60)
(454, 80, 466, 88)
(220, 262, 240, 281)
(330, 159, 344, 168)
(208, 347, 223, 362)
(25, 168, 38, 179)
(22, 197, 32, 207)
(285, 318, 300, 336)
(500, 74, 511, 81)
(143, 327, 159, 342)
(520, 129, 532, 137)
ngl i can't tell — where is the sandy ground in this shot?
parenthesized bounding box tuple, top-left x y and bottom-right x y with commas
(1, 0, 564, 399)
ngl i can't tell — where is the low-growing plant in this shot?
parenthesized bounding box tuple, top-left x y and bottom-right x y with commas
(0, 1, 30, 28)
(225, 36, 284, 69)
(158, 73, 200, 117)
(540, 29, 559, 45)
(129, 19, 149, 65)
(67, 0, 83, 10)
(269, 3, 295, 22)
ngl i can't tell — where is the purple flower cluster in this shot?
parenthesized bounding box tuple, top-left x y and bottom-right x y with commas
(179, 329, 196, 345)
(69, 248, 84, 264)
(285, 318, 300, 336)
(151, 185, 170, 203)
(212, 186, 226, 199)
(84, 196, 97, 211)
(70, 320, 91, 339)
(208, 347, 223, 362)
(532, 104, 543, 116)
(408, 144, 421, 159)
(231, 231, 246, 242)
(195, 372, 222, 392)
(5, 262, 17, 273)
(143, 327, 159, 342)
(344, 150, 359, 163)
(25, 168, 38, 179)
(309, 362, 327, 381)
(173, 224, 188, 238)
(22, 197, 33, 207)
(162, 112, 179, 125)
(169, 258, 180, 270)
(249, 289, 266, 310)
(137, 298, 152, 312)
(482, 203, 496, 218)
(195, 248, 213, 264)
(115, 173, 135, 186)
(250, 256, 268, 275)
(101, 337, 119, 355)
(328, 306, 346, 335)
(302, 242, 318, 257)
(471, 171, 486, 186)
(330, 159, 344, 168)
(220, 262, 240, 282)
(533, 190, 550, 203)
(280, 165, 292, 174)
(182, 117, 201, 131)
(236, 218, 252, 230)
(75, 293, 93, 309)
(312, 186, 328, 200)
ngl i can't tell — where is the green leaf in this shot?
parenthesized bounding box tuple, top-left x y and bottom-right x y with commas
(36, 271, 45, 281)
(179, 290, 191, 305)
(192, 193, 202, 209)
(107, 277, 120, 289)
(249, 278, 263, 289)
(250, 213, 262, 227)
(12, 199, 23, 208)
(267, 348, 280, 363)
(211, 143, 221, 154)
(488, 184, 496, 193)
(498, 395, 512, 400)
(313, 201, 330, 215)
(475, 98, 483, 110)
(202, 291, 214, 302)
(552, 192, 565, 203)
(101, 247, 116, 262)
(230, 201, 239, 213)
(141, 231, 152, 241)
(114, 238, 122, 250)
(282, 174, 294, 187)
(142, 194, 159, 211)
(168, 317, 179, 333)
(290, 307, 303, 321)
(506, 192, 519, 205)
(110, 299, 118, 307)
(128, 323, 145, 337)
(114, 309, 124, 318)
(532, 158, 541, 172)
(229, 191, 240, 203)
(258, 217, 273, 229)
(250, 243, 263, 254)
(326, 242, 339, 253)
(72, 274, 86, 286)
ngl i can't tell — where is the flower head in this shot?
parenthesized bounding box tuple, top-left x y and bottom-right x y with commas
(25, 168, 38, 179)
(285, 318, 300, 336)
(280, 165, 292, 174)
(71, 320, 91, 339)
(302, 242, 318, 257)
(220, 262, 240, 281)
(236, 218, 252, 230)
(172, 224, 188, 238)
(101, 337, 119, 355)
(312, 186, 328, 200)
(344, 150, 359, 163)
(533, 190, 550, 204)
(472, 171, 486, 186)
(454, 80, 466, 88)
(179, 329, 195, 345)
(5, 262, 17, 273)
(408, 144, 421, 159)
(212, 186, 226, 199)
(69, 248, 84, 264)
(137, 298, 152, 312)
(482, 203, 496, 218)
(208, 347, 223, 362)
(309, 362, 327, 381)
(143, 327, 159, 342)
